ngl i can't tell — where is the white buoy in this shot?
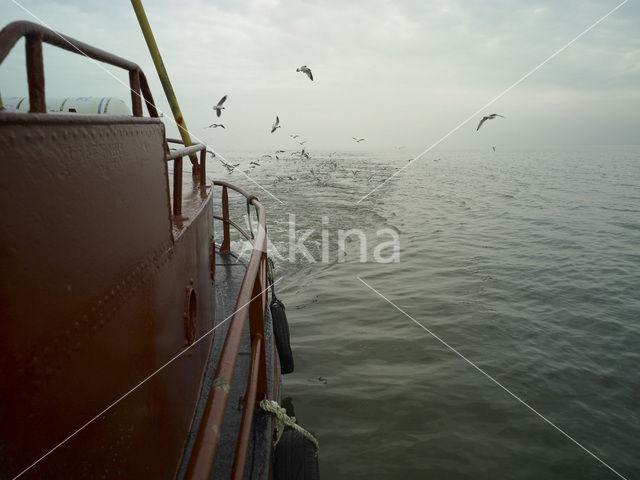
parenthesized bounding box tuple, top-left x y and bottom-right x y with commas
(2, 96, 131, 115)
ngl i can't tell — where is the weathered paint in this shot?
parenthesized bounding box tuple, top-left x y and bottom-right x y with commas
(0, 113, 216, 478)
(0, 19, 280, 480)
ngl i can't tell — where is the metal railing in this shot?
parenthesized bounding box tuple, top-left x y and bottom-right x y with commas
(166, 138, 207, 216)
(0, 21, 208, 220)
(1, 19, 273, 479)
(0, 21, 159, 117)
(185, 180, 271, 480)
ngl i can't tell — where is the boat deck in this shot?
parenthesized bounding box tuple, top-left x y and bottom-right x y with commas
(176, 249, 276, 480)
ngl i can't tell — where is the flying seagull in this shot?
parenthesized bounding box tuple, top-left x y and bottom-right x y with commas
(207, 123, 225, 129)
(476, 114, 504, 131)
(271, 116, 281, 133)
(294, 149, 310, 159)
(290, 134, 300, 139)
(296, 65, 313, 81)
(353, 137, 365, 143)
(213, 95, 228, 117)
(217, 157, 239, 173)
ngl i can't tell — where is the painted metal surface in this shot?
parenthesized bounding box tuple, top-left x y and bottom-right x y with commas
(0, 18, 280, 480)
(0, 113, 216, 478)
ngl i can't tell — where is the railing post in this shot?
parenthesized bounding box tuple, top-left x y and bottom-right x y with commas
(139, 73, 159, 117)
(25, 34, 45, 113)
(220, 186, 230, 253)
(129, 69, 143, 117)
(199, 147, 206, 187)
(173, 157, 183, 216)
(249, 255, 269, 399)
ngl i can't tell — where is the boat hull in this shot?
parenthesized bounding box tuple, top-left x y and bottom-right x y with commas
(0, 113, 217, 478)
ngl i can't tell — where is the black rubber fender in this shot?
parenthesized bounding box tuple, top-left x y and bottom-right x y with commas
(271, 298, 294, 374)
(273, 428, 319, 480)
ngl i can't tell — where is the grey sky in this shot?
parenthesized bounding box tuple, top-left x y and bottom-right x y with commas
(1, 0, 639, 152)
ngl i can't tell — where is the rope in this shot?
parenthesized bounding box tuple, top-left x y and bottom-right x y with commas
(260, 399, 319, 457)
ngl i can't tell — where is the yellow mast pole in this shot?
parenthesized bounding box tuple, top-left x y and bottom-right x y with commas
(131, 0, 198, 165)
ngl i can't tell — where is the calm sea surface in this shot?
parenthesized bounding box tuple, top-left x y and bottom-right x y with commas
(213, 147, 639, 479)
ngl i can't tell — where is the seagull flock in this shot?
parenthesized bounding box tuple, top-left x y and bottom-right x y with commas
(204, 65, 506, 171)
(203, 65, 368, 172)
(207, 66, 315, 137)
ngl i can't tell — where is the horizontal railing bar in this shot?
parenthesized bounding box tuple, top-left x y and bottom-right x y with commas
(212, 215, 252, 241)
(167, 143, 206, 161)
(0, 21, 159, 119)
(213, 180, 258, 206)
(0, 21, 140, 71)
(231, 335, 263, 480)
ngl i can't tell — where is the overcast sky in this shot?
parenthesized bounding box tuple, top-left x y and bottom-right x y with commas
(1, 0, 639, 152)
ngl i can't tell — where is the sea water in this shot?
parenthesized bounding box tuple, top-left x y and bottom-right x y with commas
(211, 147, 639, 479)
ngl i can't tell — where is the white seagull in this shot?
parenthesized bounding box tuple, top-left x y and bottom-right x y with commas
(353, 137, 365, 143)
(476, 113, 504, 131)
(213, 95, 228, 117)
(271, 116, 281, 133)
(207, 123, 225, 129)
(296, 65, 313, 81)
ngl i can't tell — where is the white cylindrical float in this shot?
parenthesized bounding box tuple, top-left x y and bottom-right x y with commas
(2, 96, 131, 115)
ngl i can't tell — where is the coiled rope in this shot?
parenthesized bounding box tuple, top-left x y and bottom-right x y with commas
(260, 399, 319, 456)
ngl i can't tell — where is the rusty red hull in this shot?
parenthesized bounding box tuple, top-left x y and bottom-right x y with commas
(0, 113, 217, 478)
